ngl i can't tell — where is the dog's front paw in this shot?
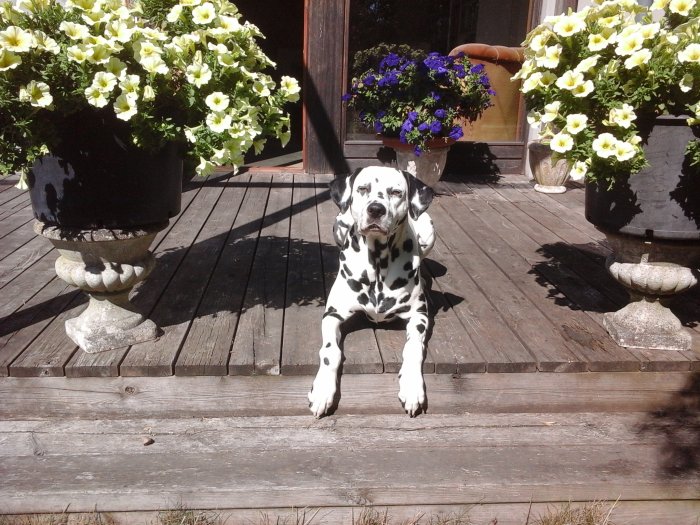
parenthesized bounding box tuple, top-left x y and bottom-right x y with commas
(398, 368, 425, 417)
(308, 370, 337, 418)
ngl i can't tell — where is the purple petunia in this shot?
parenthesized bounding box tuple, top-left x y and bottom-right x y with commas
(418, 122, 430, 132)
(374, 120, 384, 133)
(379, 53, 401, 71)
(341, 92, 352, 102)
(470, 63, 485, 74)
(430, 121, 442, 134)
(434, 109, 446, 119)
(363, 75, 376, 86)
(401, 119, 414, 133)
(407, 111, 419, 122)
(413, 145, 422, 156)
(448, 125, 464, 140)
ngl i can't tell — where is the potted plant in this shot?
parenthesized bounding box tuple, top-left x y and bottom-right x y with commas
(342, 47, 493, 187)
(0, 0, 300, 352)
(516, 0, 700, 350)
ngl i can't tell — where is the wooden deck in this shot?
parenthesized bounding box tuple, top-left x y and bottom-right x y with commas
(1, 170, 700, 378)
(2, 170, 700, 521)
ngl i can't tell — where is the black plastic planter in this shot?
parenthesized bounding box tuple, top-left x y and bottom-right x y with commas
(28, 110, 182, 229)
(585, 115, 700, 240)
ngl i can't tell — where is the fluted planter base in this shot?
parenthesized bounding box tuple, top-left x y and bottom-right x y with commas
(528, 141, 571, 194)
(35, 221, 167, 353)
(602, 231, 700, 351)
(534, 183, 567, 194)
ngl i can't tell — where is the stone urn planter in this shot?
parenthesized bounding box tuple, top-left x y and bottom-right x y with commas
(381, 136, 455, 188)
(585, 115, 700, 351)
(528, 140, 571, 194)
(28, 111, 183, 353)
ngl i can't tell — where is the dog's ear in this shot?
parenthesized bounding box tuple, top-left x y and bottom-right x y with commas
(403, 171, 434, 219)
(329, 169, 361, 213)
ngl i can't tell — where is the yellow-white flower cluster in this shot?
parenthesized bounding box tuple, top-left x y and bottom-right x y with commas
(516, 0, 700, 183)
(0, 0, 300, 176)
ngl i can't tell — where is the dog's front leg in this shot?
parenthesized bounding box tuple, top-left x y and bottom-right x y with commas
(398, 312, 429, 417)
(308, 305, 351, 418)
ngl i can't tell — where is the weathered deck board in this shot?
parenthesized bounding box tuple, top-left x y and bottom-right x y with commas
(1, 173, 699, 376)
(1, 410, 698, 513)
(175, 173, 262, 376)
(229, 173, 291, 375)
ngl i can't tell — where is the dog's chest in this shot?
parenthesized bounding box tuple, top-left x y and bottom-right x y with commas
(339, 236, 420, 322)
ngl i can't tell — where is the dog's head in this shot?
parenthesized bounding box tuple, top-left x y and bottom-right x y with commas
(329, 167, 434, 238)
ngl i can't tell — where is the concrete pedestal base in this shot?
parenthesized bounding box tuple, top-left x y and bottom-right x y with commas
(34, 221, 167, 353)
(602, 231, 700, 351)
(534, 183, 567, 194)
(529, 141, 570, 194)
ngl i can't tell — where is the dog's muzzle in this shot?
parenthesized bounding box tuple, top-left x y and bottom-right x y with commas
(361, 202, 390, 235)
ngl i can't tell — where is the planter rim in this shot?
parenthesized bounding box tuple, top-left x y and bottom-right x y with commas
(379, 135, 456, 151)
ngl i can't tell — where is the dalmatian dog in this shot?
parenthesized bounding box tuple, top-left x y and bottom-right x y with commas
(308, 166, 435, 418)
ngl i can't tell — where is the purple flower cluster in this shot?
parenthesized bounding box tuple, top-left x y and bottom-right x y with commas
(343, 47, 493, 154)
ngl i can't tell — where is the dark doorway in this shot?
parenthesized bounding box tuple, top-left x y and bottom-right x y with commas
(235, 1, 305, 169)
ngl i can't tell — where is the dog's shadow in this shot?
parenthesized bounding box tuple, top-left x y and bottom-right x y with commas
(321, 260, 463, 417)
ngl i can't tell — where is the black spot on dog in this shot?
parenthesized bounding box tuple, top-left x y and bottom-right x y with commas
(418, 293, 425, 302)
(347, 279, 362, 292)
(377, 281, 384, 292)
(323, 357, 330, 365)
(417, 304, 427, 314)
(393, 305, 411, 315)
(339, 251, 346, 261)
(403, 239, 414, 252)
(377, 192, 384, 199)
(358, 293, 369, 305)
(414, 275, 420, 285)
(351, 235, 360, 252)
(390, 277, 408, 290)
(359, 270, 370, 286)
(399, 293, 411, 304)
(392, 247, 400, 261)
(340, 270, 346, 279)
(408, 269, 417, 278)
(325, 342, 331, 347)
(380, 257, 388, 269)
(323, 306, 344, 321)
(416, 323, 426, 334)
(378, 296, 396, 313)
(342, 264, 352, 277)
(337, 219, 350, 229)
(403, 261, 413, 271)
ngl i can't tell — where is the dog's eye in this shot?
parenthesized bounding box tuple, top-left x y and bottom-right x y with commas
(356, 186, 369, 194)
(390, 189, 403, 198)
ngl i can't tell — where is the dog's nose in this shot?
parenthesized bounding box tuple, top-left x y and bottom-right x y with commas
(367, 202, 386, 219)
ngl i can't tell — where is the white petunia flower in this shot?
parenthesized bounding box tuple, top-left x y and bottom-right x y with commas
(678, 43, 700, 63)
(640, 23, 660, 40)
(615, 33, 643, 56)
(33, 31, 59, 54)
(574, 55, 600, 74)
(91, 71, 117, 93)
(549, 131, 574, 153)
(280, 76, 300, 102)
(206, 111, 233, 133)
(651, 0, 670, 8)
(166, 4, 182, 22)
(0, 50, 22, 70)
(541, 101, 561, 123)
(609, 104, 637, 128)
(572, 80, 594, 98)
(521, 72, 543, 93)
(680, 73, 694, 93)
(19, 80, 52, 107)
(67, 44, 89, 63)
(252, 80, 271, 98)
(624, 49, 652, 69)
(196, 157, 216, 177)
(142, 85, 155, 101)
(140, 55, 169, 75)
(119, 74, 140, 95)
(105, 56, 127, 79)
(113, 93, 137, 120)
(186, 62, 212, 86)
(192, 2, 216, 24)
(535, 44, 562, 69)
(552, 15, 586, 37)
(84, 85, 109, 107)
(614, 140, 636, 162)
(59, 21, 90, 40)
(592, 133, 617, 158)
(87, 44, 112, 65)
(569, 161, 588, 182)
(555, 70, 585, 90)
(565, 114, 588, 134)
(588, 33, 612, 52)
(669, 0, 695, 15)
(0, 25, 34, 52)
(205, 91, 230, 111)
(104, 20, 134, 43)
(218, 15, 241, 32)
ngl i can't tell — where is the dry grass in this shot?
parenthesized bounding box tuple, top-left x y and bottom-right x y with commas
(529, 501, 618, 525)
(0, 501, 628, 525)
